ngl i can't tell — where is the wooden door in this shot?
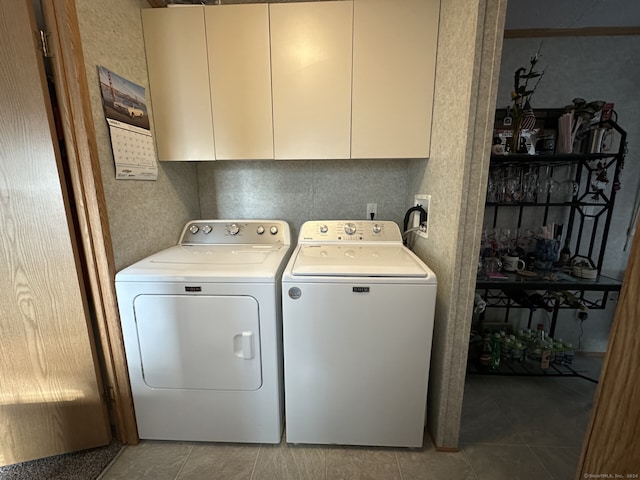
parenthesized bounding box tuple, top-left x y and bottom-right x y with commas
(0, 0, 111, 466)
(577, 227, 640, 477)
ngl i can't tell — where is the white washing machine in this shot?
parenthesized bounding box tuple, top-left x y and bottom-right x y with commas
(115, 220, 291, 443)
(282, 220, 437, 448)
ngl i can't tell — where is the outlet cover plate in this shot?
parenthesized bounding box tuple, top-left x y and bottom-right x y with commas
(413, 194, 431, 238)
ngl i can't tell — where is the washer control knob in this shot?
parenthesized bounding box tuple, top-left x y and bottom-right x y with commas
(344, 223, 357, 235)
(189, 224, 199, 234)
(256, 225, 265, 235)
(372, 223, 382, 234)
(228, 223, 240, 235)
(269, 225, 279, 235)
(320, 224, 329, 234)
(202, 225, 212, 234)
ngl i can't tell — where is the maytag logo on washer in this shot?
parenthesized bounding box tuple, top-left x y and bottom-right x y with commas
(352, 286, 370, 293)
(288, 287, 302, 300)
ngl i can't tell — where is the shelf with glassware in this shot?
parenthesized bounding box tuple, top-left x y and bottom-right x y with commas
(469, 110, 626, 380)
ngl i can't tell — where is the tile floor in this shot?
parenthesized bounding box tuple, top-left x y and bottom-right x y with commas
(99, 356, 601, 480)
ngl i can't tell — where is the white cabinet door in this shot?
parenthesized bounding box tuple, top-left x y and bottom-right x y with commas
(142, 7, 215, 161)
(270, 1, 353, 160)
(351, 0, 439, 159)
(206, 5, 273, 160)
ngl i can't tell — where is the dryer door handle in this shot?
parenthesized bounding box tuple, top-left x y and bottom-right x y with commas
(234, 331, 255, 359)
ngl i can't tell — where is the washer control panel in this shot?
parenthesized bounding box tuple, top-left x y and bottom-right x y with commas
(298, 221, 402, 243)
(179, 220, 290, 245)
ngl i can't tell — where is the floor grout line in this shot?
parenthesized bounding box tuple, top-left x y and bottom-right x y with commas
(394, 450, 404, 480)
(527, 444, 557, 480)
(248, 444, 261, 480)
(173, 443, 194, 480)
(460, 447, 481, 480)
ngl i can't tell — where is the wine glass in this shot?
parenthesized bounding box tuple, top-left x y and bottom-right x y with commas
(536, 164, 559, 202)
(504, 166, 523, 203)
(522, 166, 538, 203)
(554, 165, 579, 202)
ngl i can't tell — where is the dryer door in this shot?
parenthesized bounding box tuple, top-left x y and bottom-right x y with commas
(133, 295, 262, 391)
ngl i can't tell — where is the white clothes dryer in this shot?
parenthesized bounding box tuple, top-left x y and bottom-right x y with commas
(115, 220, 291, 443)
(282, 220, 437, 448)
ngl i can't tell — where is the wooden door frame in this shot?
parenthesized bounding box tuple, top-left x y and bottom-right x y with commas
(40, 0, 138, 445)
(577, 227, 640, 476)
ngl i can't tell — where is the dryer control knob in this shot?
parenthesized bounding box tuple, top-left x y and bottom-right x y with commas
(189, 224, 199, 234)
(372, 223, 382, 234)
(344, 222, 357, 235)
(256, 225, 265, 235)
(320, 224, 328, 234)
(202, 225, 212, 234)
(228, 224, 240, 235)
(269, 225, 279, 235)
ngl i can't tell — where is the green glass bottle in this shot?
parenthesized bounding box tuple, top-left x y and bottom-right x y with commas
(490, 333, 501, 370)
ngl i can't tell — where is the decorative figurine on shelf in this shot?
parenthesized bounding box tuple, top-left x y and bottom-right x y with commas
(509, 43, 547, 154)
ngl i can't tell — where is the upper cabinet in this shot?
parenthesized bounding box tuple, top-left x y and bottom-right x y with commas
(142, 5, 273, 161)
(270, 1, 353, 160)
(351, 0, 439, 159)
(141, 7, 214, 161)
(206, 5, 273, 160)
(141, 0, 439, 161)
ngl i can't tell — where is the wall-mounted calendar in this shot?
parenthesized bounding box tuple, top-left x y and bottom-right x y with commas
(98, 66, 158, 180)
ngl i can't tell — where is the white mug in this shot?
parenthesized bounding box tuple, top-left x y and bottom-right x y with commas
(503, 255, 525, 272)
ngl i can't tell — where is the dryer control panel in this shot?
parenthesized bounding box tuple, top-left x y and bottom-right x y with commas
(179, 220, 291, 245)
(298, 221, 402, 244)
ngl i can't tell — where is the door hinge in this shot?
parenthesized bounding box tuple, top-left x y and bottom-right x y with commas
(38, 29, 53, 58)
(104, 385, 117, 404)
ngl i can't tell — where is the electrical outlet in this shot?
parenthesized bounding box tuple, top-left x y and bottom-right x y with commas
(413, 194, 431, 238)
(366, 203, 377, 220)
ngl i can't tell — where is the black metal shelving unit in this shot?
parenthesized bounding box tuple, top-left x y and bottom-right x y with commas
(485, 119, 626, 274)
(469, 112, 627, 379)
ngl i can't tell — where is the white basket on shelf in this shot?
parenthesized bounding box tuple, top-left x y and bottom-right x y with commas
(572, 257, 598, 279)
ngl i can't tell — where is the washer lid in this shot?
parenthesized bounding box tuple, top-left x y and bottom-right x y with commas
(290, 244, 430, 277)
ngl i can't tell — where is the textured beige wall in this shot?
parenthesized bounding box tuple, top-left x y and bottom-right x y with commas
(75, 0, 201, 271)
(197, 159, 410, 238)
(408, 0, 507, 448)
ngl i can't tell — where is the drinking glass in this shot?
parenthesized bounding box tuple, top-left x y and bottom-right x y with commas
(504, 166, 523, 203)
(522, 166, 538, 203)
(536, 164, 559, 202)
(554, 166, 579, 202)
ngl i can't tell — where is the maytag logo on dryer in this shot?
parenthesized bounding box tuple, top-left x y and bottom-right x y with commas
(185, 286, 202, 292)
(352, 286, 370, 293)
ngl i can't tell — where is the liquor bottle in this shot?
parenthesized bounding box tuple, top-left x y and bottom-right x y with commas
(527, 324, 551, 369)
(552, 338, 565, 365)
(540, 335, 551, 370)
(490, 333, 501, 370)
(560, 237, 571, 265)
(501, 334, 514, 361)
(479, 334, 492, 370)
(529, 292, 553, 312)
(511, 341, 525, 362)
(504, 288, 535, 310)
(563, 342, 575, 366)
